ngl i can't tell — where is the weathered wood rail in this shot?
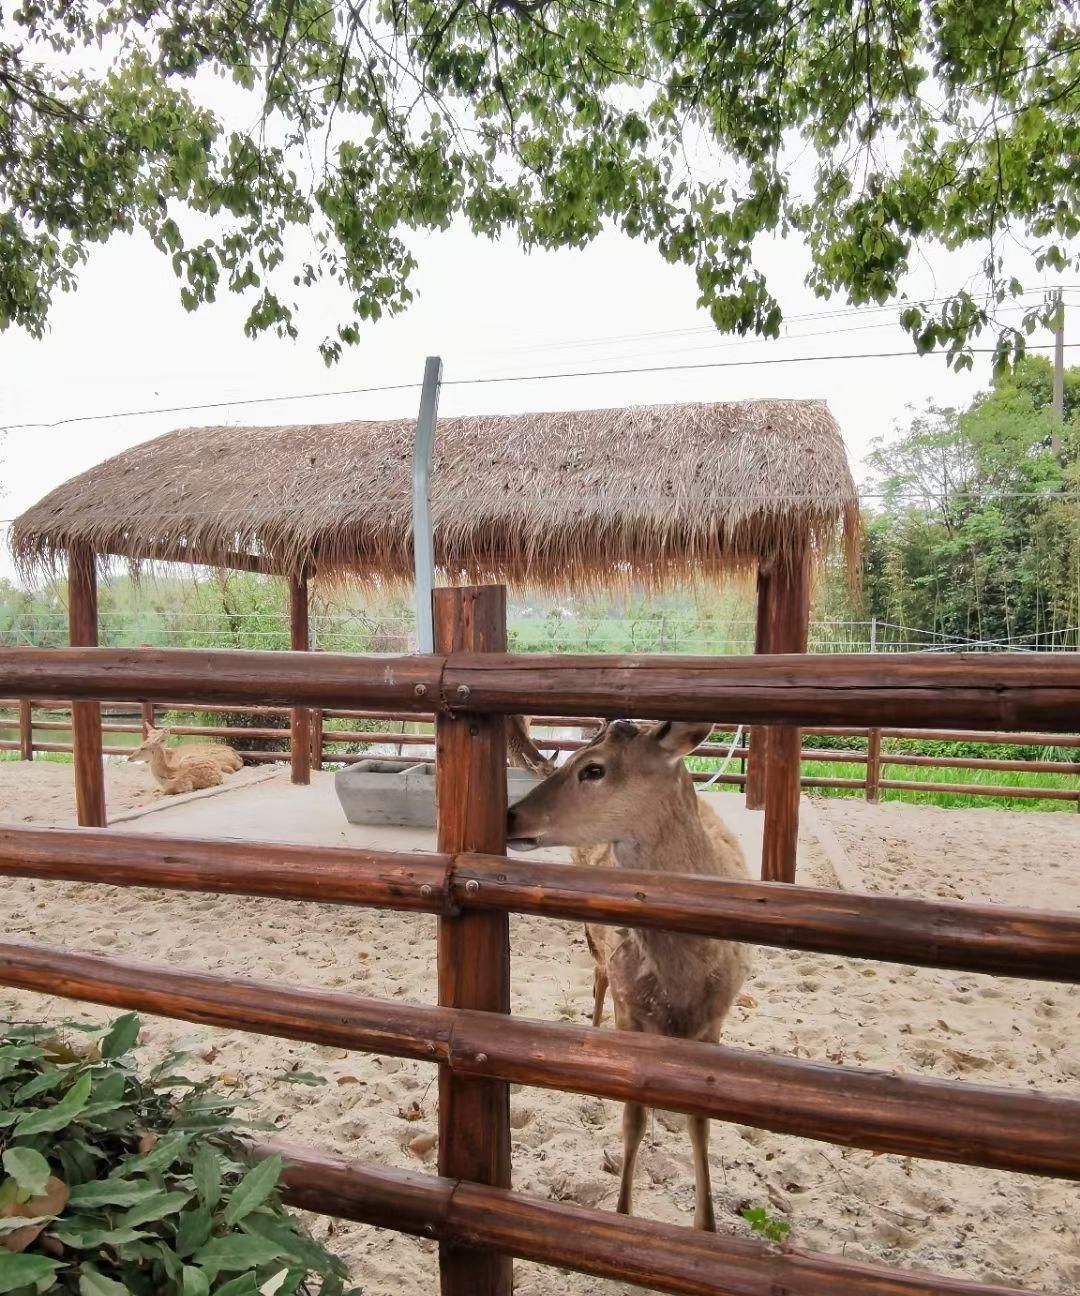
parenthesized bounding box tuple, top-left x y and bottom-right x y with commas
(1, 604, 1079, 1295)
(4, 706, 1079, 805)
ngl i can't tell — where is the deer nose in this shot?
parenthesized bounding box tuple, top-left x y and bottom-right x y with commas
(506, 806, 519, 835)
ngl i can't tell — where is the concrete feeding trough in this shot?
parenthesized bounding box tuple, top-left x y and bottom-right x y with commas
(335, 759, 542, 829)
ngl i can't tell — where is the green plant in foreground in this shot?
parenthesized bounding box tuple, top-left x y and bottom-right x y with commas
(0, 1015, 357, 1294)
(740, 1204, 791, 1244)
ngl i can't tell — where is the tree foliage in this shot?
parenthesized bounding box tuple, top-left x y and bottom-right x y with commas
(2, 0, 1077, 362)
(863, 357, 1080, 644)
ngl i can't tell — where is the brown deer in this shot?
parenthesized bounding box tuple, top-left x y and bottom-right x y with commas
(506, 719, 751, 1232)
(128, 725, 231, 795)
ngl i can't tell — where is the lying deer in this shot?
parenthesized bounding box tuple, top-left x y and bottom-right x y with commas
(506, 719, 752, 1232)
(128, 725, 239, 795)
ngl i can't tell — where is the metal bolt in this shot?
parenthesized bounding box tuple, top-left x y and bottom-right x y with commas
(465, 879, 480, 894)
(456, 684, 471, 701)
(414, 683, 427, 698)
(420, 884, 433, 898)
(475, 1052, 488, 1065)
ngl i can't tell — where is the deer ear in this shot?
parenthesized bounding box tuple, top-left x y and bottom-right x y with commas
(652, 721, 714, 762)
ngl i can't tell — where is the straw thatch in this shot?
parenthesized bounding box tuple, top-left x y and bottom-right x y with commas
(10, 401, 858, 592)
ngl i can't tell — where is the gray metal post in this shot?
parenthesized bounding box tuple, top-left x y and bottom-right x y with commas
(412, 356, 443, 655)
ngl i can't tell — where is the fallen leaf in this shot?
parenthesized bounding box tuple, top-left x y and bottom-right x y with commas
(736, 993, 757, 1009)
(407, 1133, 437, 1159)
(336, 1076, 360, 1087)
(0, 1176, 69, 1253)
(399, 1102, 423, 1122)
(136, 1134, 158, 1155)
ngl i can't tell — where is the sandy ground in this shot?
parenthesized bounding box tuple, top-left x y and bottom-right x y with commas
(0, 762, 1077, 1294)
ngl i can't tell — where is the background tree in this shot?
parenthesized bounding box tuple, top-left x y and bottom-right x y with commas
(1, 0, 1077, 364)
(863, 357, 1080, 644)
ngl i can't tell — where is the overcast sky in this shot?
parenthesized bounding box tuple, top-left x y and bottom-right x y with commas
(0, 210, 1068, 585)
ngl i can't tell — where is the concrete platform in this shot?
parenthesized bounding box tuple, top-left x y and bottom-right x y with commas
(118, 769, 769, 870)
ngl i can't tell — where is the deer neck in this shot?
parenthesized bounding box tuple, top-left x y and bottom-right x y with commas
(147, 747, 179, 779)
(611, 781, 710, 875)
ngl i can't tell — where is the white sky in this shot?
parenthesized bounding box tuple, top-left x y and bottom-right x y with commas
(0, 211, 1069, 585)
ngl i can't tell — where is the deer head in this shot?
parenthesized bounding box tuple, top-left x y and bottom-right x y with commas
(128, 725, 171, 763)
(505, 719, 713, 850)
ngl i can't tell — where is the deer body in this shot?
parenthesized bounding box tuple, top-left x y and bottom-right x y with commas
(128, 726, 231, 795)
(506, 719, 752, 1231)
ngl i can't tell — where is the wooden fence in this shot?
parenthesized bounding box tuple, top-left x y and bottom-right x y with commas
(0, 588, 1079, 1295)
(4, 706, 1079, 806)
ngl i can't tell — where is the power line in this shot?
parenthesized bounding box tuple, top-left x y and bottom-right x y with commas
(5, 342, 1079, 433)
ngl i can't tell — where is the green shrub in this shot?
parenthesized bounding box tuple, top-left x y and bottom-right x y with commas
(0, 1015, 356, 1294)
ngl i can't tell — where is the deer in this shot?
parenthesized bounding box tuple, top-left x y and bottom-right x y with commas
(128, 725, 233, 795)
(505, 718, 752, 1232)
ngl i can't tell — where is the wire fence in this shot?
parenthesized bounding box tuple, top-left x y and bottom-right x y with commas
(2, 611, 1078, 653)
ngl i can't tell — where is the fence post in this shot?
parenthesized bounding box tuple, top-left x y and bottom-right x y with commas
(866, 728, 882, 803)
(761, 549, 811, 884)
(745, 565, 772, 809)
(434, 585, 512, 1296)
(140, 703, 156, 737)
(18, 699, 32, 760)
(68, 543, 106, 827)
(288, 570, 311, 786)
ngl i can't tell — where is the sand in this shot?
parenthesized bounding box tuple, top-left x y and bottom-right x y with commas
(0, 761, 1077, 1294)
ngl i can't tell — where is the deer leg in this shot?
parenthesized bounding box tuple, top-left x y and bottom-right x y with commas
(591, 966, 608, 1027)
(688, 1116, 716, 1231)
(616, 1102, 647, 1217)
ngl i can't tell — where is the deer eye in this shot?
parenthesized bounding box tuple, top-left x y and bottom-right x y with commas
(579, 763, 605, 782)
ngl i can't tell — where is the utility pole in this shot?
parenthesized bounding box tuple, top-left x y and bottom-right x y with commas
(1051, 287, 1064, 455)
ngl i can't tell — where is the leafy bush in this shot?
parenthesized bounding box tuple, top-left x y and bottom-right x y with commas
(0, 1015, 356, 1295)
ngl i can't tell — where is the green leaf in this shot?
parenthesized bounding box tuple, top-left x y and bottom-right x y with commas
(192, 1234, 283, 1272)
(78, 1265, 130, 1295)
(0, 1254, 60, 1293)
(68, 1178, 160, 1208)
(100, 1015, 141, 1061)
(224, 1156, 281, 1226)
(175, 1207, 213, 1259)
(0, 1214, 54, 1236)
(119, 1191, 190, 1228)
(14, 1068, 71, 1104)
(181, 1266, 209, 1296)
(274, 1072, 326, 1087)
(121, 1133, 189, 1175)
(2, 1149, 50, 1198)
(16, 1072, 92, 1136)
(53, 1223, 150, 1249)
(214, 1278, 258, 1296)
(192, 1144, 221, 1210)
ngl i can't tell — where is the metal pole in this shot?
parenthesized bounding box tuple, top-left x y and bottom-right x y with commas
(412, 356, 443, 655)
(870, 615, 878, 653)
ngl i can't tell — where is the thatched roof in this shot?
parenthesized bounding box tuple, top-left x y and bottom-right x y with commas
(10, 401, 859, 591)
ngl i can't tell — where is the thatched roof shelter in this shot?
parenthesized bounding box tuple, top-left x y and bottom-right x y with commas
(11, 400, 858, 591)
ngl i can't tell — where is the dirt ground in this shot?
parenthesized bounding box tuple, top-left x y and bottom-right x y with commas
(0, 760, 1077, 1295)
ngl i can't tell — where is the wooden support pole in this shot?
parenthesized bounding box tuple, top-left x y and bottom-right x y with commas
(433, 585, 513, 1296)
(288, 571, 311, 786)
(866, 727, 882, 802)
(744, 565, 772, 809)
(761, 550, 811, 883)
(68, 545, 105, 827)
(140, 703, 156, 737)
(17, 699, 32, 760)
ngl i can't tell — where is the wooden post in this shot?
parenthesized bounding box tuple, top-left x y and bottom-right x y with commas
(761, 550, 811, 883)
(289, 571, 311, 786)
(744, 565, 772, 810)
(18, 699, 33, 760)
(866, 728, 882, 803)
(140, 703, 156, 737)
(68, 544, 106, 827)
(434, 585, 512, 1296)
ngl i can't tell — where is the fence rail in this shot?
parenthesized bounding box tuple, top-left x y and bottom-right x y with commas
(1, 622, 1080, 1295)
(5, 689, 1080, 806)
